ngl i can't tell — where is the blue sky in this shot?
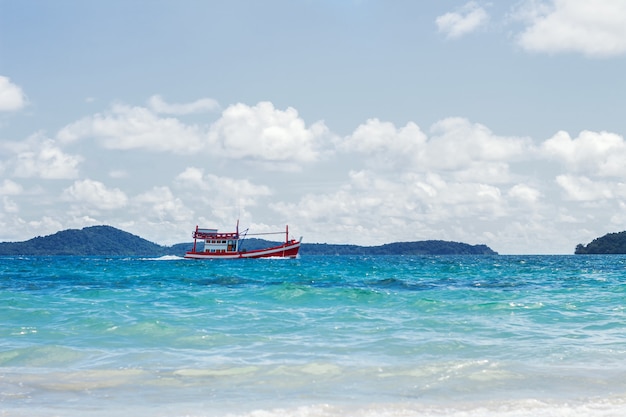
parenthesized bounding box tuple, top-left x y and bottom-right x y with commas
(1, 0, 626, 254)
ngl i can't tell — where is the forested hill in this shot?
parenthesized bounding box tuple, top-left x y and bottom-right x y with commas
(575, 231, 626, 254)
(297, 241, 497, 255)
(0, 226, 167, 256)
(0, 225, 498, 256)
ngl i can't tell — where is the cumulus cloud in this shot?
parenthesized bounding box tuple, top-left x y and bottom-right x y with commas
(57, 103, 206, 153)
(341, 119, 427, 154)
(175, 167, 273, 221)
(0, 179, 23, 196)
(147, 95, 220, 115)
(436, 1, 489, 39)
(6, 94, 626, 254)
(541, 130, 626, 176)
(25, 216, 64, 235)
(55, 99, 331, 170)
(176, 167, 272, 201)
(133, 186, 191, 222)
(2, 196, 19, 213)
(0, 76, 27, 111)
(208, 102, 329, 170)
(515, 0, 626, 57)
(343, 117, 531, 178)
(508, 183, 541, 203)
(275, 166, 509, 247)
(339, 119, 426, 170)
(0, 180, 22, 215)
(555, 175, 614, 201)
(62, 179, 128, 210)
(175, 167, 206, 189)
(427, 118, 531, 169)
(278, 119, 626, 251)
(8, 135, 83, 179)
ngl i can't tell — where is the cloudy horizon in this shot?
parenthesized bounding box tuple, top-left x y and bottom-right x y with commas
(2, 1, 626, 254)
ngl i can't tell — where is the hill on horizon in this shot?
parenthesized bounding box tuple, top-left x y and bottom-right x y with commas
(575, 230, 626, 254)
(0, 225, 498, 256)
(0, 225, 168, 256)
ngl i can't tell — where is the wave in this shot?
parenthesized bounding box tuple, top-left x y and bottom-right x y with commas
(5, 397, 626, 417)
(140, 255, 185, 261)
(224, 399, 626, 417)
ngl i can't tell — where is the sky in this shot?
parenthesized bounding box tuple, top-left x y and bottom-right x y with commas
(1, 0, 626, 254)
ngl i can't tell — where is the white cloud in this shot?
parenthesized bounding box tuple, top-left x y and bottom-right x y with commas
(175, 167, 273, 223)
(428, 118, 532, 169)
(0, 179, 23, 195)
(436, 2, 489, 39)
(2, 196, 19, 213)
(0, 76, 27, 111)
(508, 183, 541, 204)
(175, 167, 206, 189)
(555, 175, 614, 201)
(5, 93, 626, 254)
(147, 95, 220, 115)
(62, 179, 128, 210)
(208, 102, 329, 170)
(56, 103, 206, 154)
(26, 216, 64, 235)
(452, 162, 514, 184)
(276, 167, 510, 246)
(515, 0, 626, 57)
(342, 117, 531, 177)
(175, 167, 272, 201)
(299, 117, 542, 246)
(339, 119, 427, 170)
(341, 119, 427, 154)
(273, 117, 626, 252)
(9, 135, 83, 179)
(55, 99, 331, 169)
(541, 130, 626, 176)
(133, 186, 191, 222)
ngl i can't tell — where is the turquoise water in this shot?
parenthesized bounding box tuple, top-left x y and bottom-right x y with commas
(1, 255, 626, 416)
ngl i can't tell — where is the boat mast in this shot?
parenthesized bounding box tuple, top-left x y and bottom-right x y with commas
(192, 225, 198, 252)
(236, 219, 240, 251)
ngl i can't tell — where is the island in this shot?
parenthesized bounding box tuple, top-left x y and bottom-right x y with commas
(575, 231, 626, 254)
(0, 225, 498, 256)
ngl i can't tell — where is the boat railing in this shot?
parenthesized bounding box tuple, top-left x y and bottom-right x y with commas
(192, 224, 294, 244)
(193, 230, 239, 240)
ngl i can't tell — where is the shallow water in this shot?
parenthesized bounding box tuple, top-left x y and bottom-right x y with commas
(1, 255, 625, 416)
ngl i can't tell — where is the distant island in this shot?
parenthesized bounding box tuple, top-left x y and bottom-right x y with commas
(575, 231, 626, 254)
(0, 225, 498, 256)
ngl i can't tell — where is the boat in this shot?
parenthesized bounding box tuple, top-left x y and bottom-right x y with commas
(184, 221, 302, 259)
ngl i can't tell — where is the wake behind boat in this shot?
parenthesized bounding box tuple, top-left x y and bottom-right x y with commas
(184, 221, 301, 259)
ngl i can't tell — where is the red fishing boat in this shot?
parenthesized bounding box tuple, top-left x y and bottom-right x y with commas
(184, 221, 302, 259)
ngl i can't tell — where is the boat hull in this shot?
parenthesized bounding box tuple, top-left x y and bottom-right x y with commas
(184, 240, 301, 259)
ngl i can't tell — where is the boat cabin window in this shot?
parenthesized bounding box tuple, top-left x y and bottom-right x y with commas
(204, 237, 238, 253)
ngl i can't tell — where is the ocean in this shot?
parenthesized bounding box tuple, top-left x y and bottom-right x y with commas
(1, 255, 625, 416)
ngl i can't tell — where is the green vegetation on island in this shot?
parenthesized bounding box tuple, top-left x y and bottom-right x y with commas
(0, 226, 166, 256)
(0, 225, 498, 256)
(296, 241, 496, 255)
(575, 231, 626, 254)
